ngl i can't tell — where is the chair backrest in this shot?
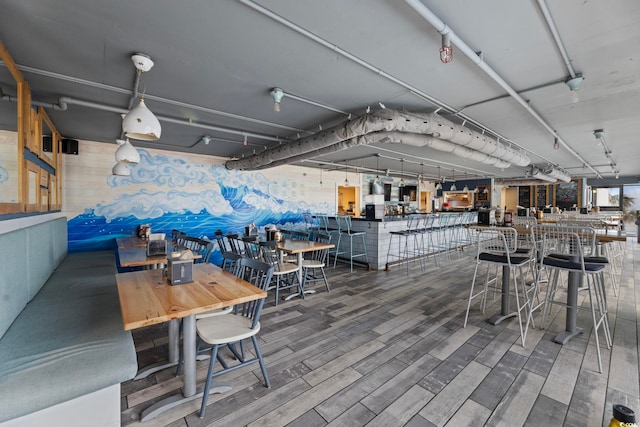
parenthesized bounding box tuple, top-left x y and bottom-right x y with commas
(226, 233, 244, 254)
(422, 214, 436, 230)
(180, 236, 214, 263)
(316, 214, 330, 231)
(221, 251, 243, 275)
(213, 230, 229, 253)
(302, 212, 316, 229)
(241, 236, 261, 259)
(473, 227, 520, 265)
(336, 215, 352, 233)
(534, 225, 596, 273)
(289, 230, 310, 241)
(235, 258, 273, 327)
(308, 232, 331, 264)
(258, 240, 288, 272)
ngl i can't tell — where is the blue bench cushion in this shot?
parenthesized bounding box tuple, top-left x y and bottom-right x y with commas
(0, 251, 137, 423)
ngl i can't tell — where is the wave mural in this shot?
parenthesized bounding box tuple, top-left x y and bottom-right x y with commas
(68, 149, 332, 258)
(0, 164, 8, 184)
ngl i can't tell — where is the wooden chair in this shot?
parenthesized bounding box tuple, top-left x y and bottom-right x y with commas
(196, 258, 273, 418)
(180, 236, 214, 263)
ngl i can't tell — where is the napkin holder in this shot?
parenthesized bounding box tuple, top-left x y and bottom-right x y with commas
(167, 258, 193, 285)
(146, 239, 167, 257)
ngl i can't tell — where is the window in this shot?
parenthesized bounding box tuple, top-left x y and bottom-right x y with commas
(593, 186, 621, 208)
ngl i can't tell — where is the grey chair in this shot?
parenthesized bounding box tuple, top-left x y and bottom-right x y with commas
(301, 232, 331, 293)
(259, 240, 301, 305)
(196, 258, 273, 418)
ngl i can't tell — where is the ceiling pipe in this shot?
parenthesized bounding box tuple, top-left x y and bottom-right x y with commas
(404, 0, 601, 179)
(543, 165, 571, 182)
(530, 167, 557, 182)
(0, 61, 309, 134)
(536, 0, 577, 79)
(0, 94, 284, 142)
(236, 0, 566, 171)
(495, 179, 555, 187)
(247, 130, 514, 171)
(225, 109, 529, 170)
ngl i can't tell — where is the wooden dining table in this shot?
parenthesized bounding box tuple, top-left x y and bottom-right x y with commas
(115, 263, 267, 421)
(276, 238, 334, 297)
(115, 236, 147, 248)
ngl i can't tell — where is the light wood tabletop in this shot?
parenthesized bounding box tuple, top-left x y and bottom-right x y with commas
(117, 246, 169, 268)
(276, 238, 334, 254)
(115, 263, 267, 330)
(116, 236, 147, 248)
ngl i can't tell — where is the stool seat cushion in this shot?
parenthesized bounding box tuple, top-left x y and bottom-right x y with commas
(547, 253, 609, 264)
(542, 257, 605, 272)
(478, 253, 529, 266)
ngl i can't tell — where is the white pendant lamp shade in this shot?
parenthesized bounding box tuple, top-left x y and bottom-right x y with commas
(112, 162, 131, 176)
(122, 98, 161, 140)
(115, 139, 140, 164)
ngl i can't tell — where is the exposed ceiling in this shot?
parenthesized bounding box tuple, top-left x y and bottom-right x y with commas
(1, 0, 639, 183)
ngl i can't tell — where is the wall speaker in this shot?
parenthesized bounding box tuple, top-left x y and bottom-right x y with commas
(61, 138, 79, 155)
(43, 136, 52, 152)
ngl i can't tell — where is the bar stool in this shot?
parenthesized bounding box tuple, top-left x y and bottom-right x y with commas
(533, 225, 611, 372)
(335, 215, 368, 272)
(386, 214, 422, 274)
(316, 214, 341, 267)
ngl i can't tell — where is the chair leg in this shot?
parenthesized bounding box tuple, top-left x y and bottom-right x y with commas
(199, 344, 220, 418)
(252, 335, 271, 388)
(464, 261, 484, 328)
(586, 281, 603, 373)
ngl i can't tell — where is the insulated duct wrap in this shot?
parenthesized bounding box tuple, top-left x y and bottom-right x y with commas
(224, 109, 531, 171)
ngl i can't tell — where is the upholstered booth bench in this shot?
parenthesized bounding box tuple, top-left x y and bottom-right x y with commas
(0, 217, 137, 427)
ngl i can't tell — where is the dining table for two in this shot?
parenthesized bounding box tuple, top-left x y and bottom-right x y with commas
(115, 262, 267, 421)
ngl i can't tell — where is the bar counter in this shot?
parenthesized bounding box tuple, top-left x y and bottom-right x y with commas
(326, 212, 477, 270)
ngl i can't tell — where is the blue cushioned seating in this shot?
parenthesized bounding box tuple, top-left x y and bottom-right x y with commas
(0, 250, 137, 423)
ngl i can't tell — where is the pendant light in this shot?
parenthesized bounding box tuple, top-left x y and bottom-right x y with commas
(450, 169, 457, 191)
(122, 54, 161, 141)
(114, 138, 140, 164)
(374, 154, 381, 185)
(343, 161, 349, 187)
(462, 172, 469, 192)
(435, 165, 442, 190)
(399, 158, 405, 187)
(112, 162, 131, 176)
(473, 174, 479, 193)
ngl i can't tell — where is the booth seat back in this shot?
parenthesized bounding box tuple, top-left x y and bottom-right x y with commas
(0, 217, 67, 338)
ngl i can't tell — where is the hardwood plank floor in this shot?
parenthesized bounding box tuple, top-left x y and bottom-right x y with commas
(121, 240, 639, 426)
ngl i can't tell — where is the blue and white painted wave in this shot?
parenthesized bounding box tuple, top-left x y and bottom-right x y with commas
(68, 149, 331, 256)
(0, 164, 8, 184)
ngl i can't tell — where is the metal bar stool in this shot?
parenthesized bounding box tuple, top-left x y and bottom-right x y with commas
(335, 214, 368, 272)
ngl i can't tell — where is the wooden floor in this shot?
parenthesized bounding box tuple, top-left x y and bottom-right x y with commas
(121, 240, 639, 427)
